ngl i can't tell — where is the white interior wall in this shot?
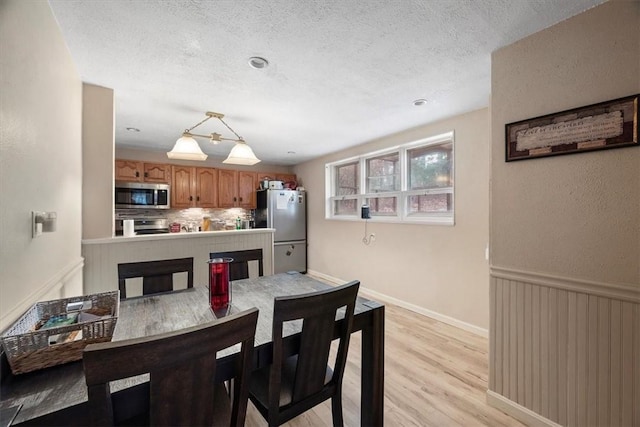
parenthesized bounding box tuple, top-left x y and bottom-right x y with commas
(0, 0, 83, 330)
(83, 84, 115, 240)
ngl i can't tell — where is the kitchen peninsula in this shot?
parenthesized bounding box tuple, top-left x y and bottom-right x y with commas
(82, 228, 274, 294)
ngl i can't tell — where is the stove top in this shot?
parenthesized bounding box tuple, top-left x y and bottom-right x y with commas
(115, 218, 169, 236)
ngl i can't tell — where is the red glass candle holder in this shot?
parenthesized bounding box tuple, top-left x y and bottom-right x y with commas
(208, 258, 233, 310)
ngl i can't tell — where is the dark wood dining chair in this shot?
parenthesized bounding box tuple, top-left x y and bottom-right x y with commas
(209, 249, 263, 281)
(117, 257, 193, 299)
(83, 307, 259, 427)
(248, 281, 360, 427)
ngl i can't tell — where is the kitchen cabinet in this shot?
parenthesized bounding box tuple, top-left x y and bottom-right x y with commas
(143, 163, 171, 183)
(171, 166, 218, 209)
(115, 159, 170, 183)
(218, 170, 257, 209)
(115, 160, 142, 181)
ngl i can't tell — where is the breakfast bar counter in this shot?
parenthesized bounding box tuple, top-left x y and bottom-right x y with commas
(81, 229, 275, 295)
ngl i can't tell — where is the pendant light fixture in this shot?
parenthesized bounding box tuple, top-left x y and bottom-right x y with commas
(167, 111, 260, 165)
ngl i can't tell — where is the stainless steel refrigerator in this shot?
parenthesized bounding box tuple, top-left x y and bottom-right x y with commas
(255, 189, 307, 274)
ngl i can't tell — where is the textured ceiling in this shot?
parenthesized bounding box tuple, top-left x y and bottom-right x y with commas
(49, 0, 604, 165)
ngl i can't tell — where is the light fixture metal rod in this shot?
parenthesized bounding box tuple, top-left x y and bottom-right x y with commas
(183, 110, 245, 143)
(188, 132, 242, 143)
(217, 116, 244, 142)
(185, 114, 213, 133)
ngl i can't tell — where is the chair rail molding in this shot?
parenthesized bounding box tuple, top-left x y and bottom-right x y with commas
(491, 265, 639, 303)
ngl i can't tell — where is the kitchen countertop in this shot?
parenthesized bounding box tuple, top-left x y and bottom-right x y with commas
(82, 228, 275, 245)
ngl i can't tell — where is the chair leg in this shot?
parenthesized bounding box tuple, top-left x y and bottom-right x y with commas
(331, 393, 344, 427)
(268, 415, 279, 427)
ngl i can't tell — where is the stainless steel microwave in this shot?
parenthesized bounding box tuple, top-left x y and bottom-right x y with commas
(115, 181, 170, 209)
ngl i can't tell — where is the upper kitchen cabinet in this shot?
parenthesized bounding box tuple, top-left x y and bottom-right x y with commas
(196, 168, 218, 208)
(143, 163, 171, 183)
(218, 170, 257, 209)
(115, 160, 142, 181)
(115, 159, 170, 183)
(171, 166, 218, 209)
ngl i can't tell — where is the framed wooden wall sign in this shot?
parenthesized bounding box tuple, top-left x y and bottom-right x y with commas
(505, 94, 638, 162)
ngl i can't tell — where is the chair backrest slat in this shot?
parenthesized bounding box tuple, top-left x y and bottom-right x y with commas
(270, 281, 359, 418)
(117, 257, 193, 299)
(83, 307, 259, 426)
(294, 312, 336, 400)
(209, 249, 263, 281)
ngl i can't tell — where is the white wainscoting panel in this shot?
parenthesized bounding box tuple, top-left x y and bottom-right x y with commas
(489, 267, 639, 427)
(82, 231, 274, 295)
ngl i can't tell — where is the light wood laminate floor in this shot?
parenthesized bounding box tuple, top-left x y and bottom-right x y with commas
(245, 302, 524, 426)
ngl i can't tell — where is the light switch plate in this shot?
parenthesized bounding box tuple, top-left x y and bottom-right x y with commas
(32, 211, 44, 238)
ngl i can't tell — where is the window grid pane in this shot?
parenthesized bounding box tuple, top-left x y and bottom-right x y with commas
(366, 152, 399, 193)
(407, 193, 452, 214)
(335, 162, 359, 196)
(367, 196, 397, 216)
(408, 142, 453, 190)
(333, 199, 358, 215)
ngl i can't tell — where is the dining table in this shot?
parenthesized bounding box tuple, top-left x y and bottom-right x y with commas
(0, 272, 385, 426)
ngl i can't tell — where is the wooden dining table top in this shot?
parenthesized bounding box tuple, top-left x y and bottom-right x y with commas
(0, 272, 384, 425)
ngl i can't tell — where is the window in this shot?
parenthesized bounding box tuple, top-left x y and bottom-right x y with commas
(406, 141, 453, 218)
(366, 152, 399, 217)
(326, 131, 454, 225)
(332, 161, 359, 216)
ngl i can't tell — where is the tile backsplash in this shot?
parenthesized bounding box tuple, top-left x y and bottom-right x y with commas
(116, 207, 252, 231)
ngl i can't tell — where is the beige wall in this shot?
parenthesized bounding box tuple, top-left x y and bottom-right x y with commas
(295, 108, 490, 330)
(83, 84, 115, 239)
(0, 0, 84, 329)
(491, 0, 640, 286)
(489, 1, 640, 425)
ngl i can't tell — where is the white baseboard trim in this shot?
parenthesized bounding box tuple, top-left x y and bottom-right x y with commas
(306, 269, 488, 338)
(486, 390, 561, 427)
(0, 257, 84, 331)
(491, 265, 639, 303)
(306, 270, 346, 286)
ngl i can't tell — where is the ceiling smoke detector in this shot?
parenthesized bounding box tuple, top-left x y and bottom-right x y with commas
(248, 56, 269, 69)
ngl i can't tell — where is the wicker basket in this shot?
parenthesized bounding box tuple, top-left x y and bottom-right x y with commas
(1, 291, 119, 374)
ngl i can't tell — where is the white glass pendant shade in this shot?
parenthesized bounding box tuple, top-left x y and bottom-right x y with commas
(223, 142, 261, 165)
(167, 134, 208, 161)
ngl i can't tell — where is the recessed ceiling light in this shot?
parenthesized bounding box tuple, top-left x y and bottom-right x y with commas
(287, 151, 296, 155)
(126, 127, 140, 132)
(413, 99, 428, 106)
(248, 56, 269, 69)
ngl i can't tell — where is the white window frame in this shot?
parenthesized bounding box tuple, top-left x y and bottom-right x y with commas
(325, 131, 454, 225)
